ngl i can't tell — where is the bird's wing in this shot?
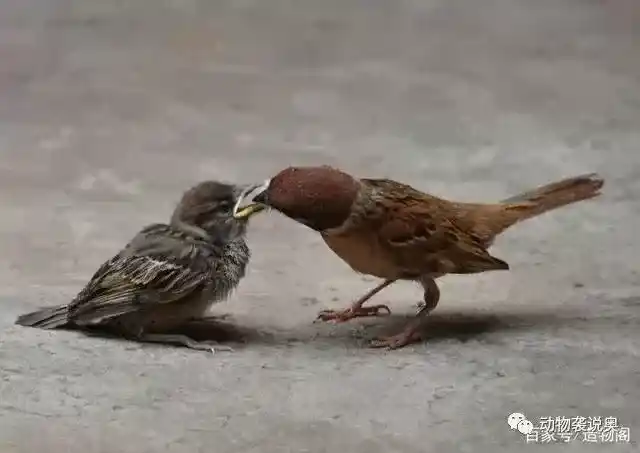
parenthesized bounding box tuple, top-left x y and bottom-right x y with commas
(360, 179, 509, 276)
(68, 224, 217, 325)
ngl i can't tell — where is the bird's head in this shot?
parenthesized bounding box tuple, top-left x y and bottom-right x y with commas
(172, 180, 264, 240)
(233, 165, 359, 232)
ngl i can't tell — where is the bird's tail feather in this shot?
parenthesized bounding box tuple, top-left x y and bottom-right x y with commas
(501, 173, 604, 211)
(493, 173, 604, 234)
(15, 304, 70, 329)
(465, 173, 604, 243)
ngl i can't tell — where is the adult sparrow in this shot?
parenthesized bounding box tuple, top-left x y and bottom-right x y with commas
(16, 181, 264, 353)
(234, 165, 604, 350)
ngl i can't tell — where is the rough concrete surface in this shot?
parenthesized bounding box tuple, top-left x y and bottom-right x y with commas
(1, 0, 639, 452)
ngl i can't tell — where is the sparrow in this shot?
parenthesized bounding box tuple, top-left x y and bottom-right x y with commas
(16, 180, 265, 353)
(233, 165, 604, 350)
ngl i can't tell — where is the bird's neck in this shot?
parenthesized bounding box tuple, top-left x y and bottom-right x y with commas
(318, 182, 371, 235)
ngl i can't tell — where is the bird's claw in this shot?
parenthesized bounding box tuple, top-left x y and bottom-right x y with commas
(183, 339, 234, 354)
(315, 304, 392, 323)
(369, 330, 421, 350)
(138, 333, 234, 354)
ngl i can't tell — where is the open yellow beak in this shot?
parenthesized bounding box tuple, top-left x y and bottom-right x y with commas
(233, 203, 266, 219)
(232, 179, 271, 220)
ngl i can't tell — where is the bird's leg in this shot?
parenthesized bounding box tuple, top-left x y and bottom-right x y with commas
(370, 276, 440, 350)
(316, 279, 395, 322)
(137, 333, 234, 354)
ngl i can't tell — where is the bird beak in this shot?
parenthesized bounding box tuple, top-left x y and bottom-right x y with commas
(233, 179, 271, 219)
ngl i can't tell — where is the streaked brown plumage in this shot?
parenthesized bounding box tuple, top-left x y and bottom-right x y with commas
(16, 181, 254, 353)
(234, 165, 604, 349)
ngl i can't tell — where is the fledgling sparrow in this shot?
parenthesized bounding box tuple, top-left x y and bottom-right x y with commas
(234, 165, 604, 350)
(16, 181, 265, 353)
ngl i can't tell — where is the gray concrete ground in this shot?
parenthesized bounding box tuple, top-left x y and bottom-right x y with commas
(1, 0, 639, 452)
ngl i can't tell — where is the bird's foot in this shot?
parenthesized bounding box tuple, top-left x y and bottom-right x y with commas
(315, 304, 391, 323)
(369, 328, 421, 350)
(139, 334, 234, 354)
(184, 340, 234, 354)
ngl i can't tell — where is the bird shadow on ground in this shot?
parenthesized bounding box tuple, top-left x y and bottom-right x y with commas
(317, 309, 590, 348)
(352, 310, 561, 344)
(120, 307, 596, 350)
(58, 299, 629, 351)
(311, 293, 640, 348)
(64, 315, 252, 350)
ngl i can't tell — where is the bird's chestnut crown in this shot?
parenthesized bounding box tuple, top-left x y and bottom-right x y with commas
(256, 165, 359, 231)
